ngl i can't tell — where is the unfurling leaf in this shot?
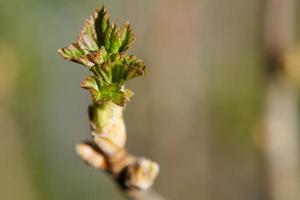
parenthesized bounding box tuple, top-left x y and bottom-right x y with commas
(81, 77, 133, 106)
(80, 76, 99, 91)
(98, 84, 128, 106)
(107, 22, 135, 53)
(122, 55, 146, 81)
(93, 54, 146, 84)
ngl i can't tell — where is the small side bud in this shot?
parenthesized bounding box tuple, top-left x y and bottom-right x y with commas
(76, 143, 107, 170)
(125, 158, 160, 190)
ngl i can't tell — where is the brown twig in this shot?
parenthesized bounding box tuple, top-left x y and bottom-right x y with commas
(59, 4, 164, 199)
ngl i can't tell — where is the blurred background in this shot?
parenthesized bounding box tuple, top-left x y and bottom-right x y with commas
(1, 0, 300, 200)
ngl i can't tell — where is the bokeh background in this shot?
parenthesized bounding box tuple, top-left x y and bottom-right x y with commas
(1, 0, 300, 200)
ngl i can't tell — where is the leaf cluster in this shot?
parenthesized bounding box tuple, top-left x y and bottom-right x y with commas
(58, 6, 146, 106)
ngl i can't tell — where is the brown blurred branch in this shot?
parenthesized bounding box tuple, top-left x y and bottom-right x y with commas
(263, 0, 300, 200)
